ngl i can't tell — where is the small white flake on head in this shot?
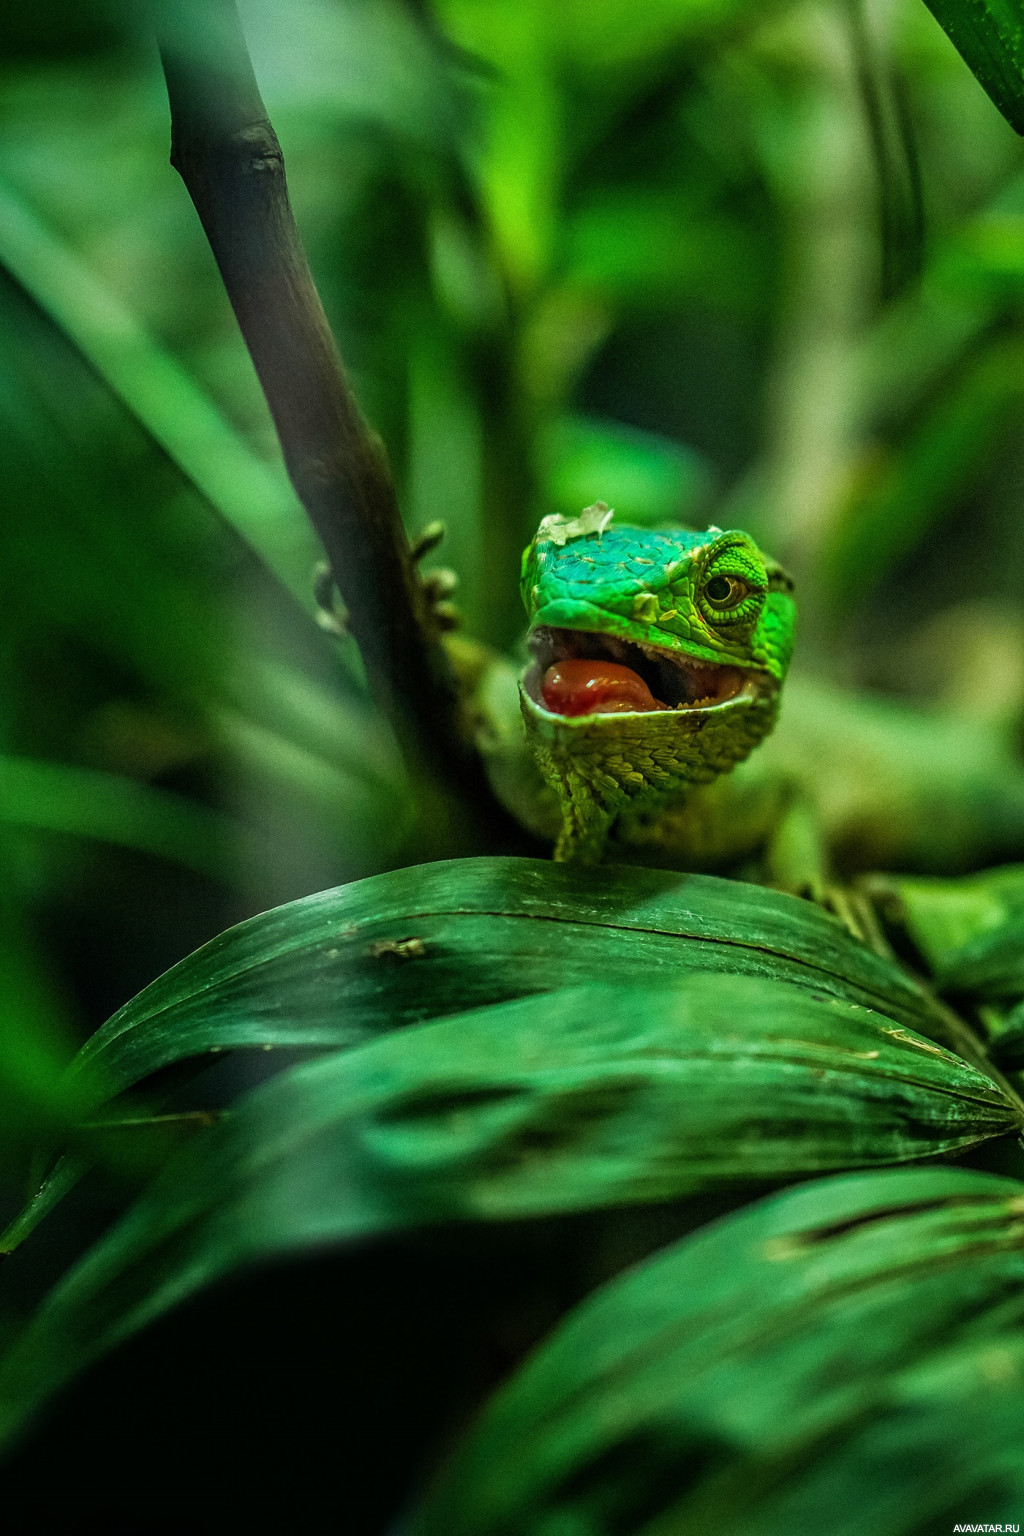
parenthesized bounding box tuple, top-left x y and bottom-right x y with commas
(537, 501, 614, 546)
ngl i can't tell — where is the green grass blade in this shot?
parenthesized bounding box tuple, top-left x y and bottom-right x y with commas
(0, 175, 319, 611)
(0, 1157, 86, 1259)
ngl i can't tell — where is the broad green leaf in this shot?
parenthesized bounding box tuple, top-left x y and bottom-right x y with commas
(0, 978, 1015, 1451)
(413, 1166, 1024, 1536)
(5, 855, 973, 1257)
(921, 0, 1024, 135)
(921, 872, 1024, 1001)
(71, 857, 959, 1109)
(867, 863, 1024, 974)
(868, 865, 1024, 1068)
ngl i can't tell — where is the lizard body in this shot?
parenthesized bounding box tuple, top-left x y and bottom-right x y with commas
(459, 507, 1024, 890)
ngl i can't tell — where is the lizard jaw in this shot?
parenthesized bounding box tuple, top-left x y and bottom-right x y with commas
(524, 625, 760, 719)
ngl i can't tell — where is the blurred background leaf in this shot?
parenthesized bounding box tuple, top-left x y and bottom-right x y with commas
(414, 1167, 1024, 1536)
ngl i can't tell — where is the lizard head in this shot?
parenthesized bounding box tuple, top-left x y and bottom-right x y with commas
(518, 503, 796, 861)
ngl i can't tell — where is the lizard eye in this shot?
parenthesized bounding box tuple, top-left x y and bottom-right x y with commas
(703, 574, 748, 609)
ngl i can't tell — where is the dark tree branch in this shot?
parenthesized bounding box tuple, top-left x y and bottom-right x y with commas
(154, 0, 514, 841)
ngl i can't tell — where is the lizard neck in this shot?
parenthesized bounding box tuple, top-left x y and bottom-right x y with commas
(521, 686, 780, 863)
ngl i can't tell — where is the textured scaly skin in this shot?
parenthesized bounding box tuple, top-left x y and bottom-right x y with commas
(518, 517, 796, 862)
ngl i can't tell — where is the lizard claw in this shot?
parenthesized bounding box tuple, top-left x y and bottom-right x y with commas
(820, 883, 895, 958)
(422, 567, 459, 603)
(431, 600, 461, 632)
(314, 528, 462, 640)
(410, 521, 446, 564)
(414, 530, 462, 632)
(313, 562, 349, 637)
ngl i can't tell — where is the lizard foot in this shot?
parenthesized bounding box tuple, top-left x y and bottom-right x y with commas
(313, 524, 462, 639)
(820, 882, 895, 959)
(412, 521, 461, 632)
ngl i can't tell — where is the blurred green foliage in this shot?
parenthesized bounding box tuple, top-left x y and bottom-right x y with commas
(6, 0, 1024, 1520)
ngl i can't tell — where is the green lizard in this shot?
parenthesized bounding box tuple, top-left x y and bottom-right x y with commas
(459, 504, 1024, 898)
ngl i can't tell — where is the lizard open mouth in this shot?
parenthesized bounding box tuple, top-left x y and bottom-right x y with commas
(525, 625, 752, 718)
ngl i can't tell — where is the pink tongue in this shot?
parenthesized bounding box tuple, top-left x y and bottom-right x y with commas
(541, 659, 664, 717)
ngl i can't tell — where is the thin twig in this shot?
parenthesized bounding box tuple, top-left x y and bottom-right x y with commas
(154, 0, 516, 841)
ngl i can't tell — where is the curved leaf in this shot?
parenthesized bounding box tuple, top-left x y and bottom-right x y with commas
(74, 856, 957, 1107)
(414, 1166, 1024, 1536)
(0, 977, 1015, 1452)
